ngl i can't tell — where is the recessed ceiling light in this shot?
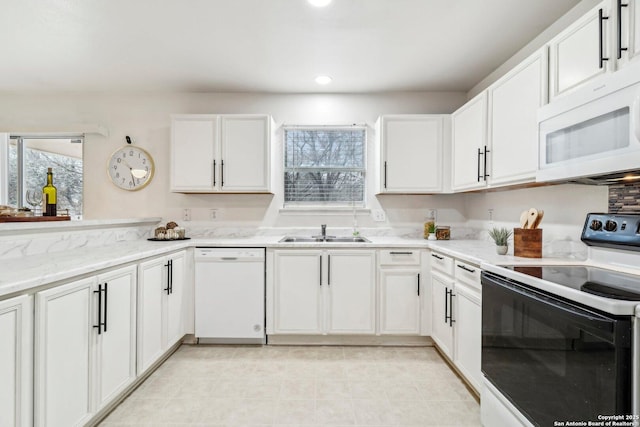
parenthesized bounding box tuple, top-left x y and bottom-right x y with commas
(308, 0, 332, 7)
(315, 75, 333, 85)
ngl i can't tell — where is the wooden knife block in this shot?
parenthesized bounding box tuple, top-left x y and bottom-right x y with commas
(513, 228, 542, 258)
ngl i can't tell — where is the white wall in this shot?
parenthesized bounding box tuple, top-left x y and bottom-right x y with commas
(463, 184, 608, 255)
(0, 91, 468, 229)
(0, 90, 610, 243)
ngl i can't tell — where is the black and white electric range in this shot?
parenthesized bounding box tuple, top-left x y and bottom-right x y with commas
(480, 213, 640, 427)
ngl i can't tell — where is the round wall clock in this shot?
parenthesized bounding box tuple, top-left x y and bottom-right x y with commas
(107, 143, 155, 191)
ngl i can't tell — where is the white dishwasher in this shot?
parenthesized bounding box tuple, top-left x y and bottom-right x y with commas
(194, 247, 265, 344)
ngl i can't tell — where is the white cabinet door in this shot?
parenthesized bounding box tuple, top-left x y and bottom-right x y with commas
(166, 251, 186, 348)
(326, 250, 376, 334)
(430, 272, 454, 358)
(451, 93, 488, 191)
(379, 269, 421, 335)
(378, 115, 444, 193)
(0, 295, 32, 427)
(273, 251, 323, 334)
(137, 257, 166, 374)
(488, 47, 548, 186)
(220, 115, 271, 192)
(170, 115, 217, 191)
(94, 266, 137, 411)
(632, 0, 640, 62)
(35, 278, 95, 427)
(453, 284, 482, 392)
(549, 1, 612, 99)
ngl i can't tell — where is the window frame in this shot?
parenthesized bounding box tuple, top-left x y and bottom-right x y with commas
(282, 125, 367, 209)
(1, 134, 84, 216)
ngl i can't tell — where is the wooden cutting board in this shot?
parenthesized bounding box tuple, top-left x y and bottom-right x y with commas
(0, 216, 71, 223)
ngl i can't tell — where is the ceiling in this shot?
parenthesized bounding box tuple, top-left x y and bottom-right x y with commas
(0, 0, 581, 93)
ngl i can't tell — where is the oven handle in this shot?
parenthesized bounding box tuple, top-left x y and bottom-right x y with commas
(482, 272, 621, 343)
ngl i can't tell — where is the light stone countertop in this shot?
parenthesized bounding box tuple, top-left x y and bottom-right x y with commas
(0, 235, 580, 299)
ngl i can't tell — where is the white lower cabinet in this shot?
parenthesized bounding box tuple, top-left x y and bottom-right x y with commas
(378, 249, 423, 335)
(270, 249, 376, 335)
(0, 295, 32, 427)
(430, 252, 482, 393)
(138, 251, 186, 374)
(453, 279, 482, 392)
(430, 271, 454, 356)
(94, 267, 137, 411)
(379, 269, 421, 334)
(326, 251, 376, 334)
(34, 265, 137, 427)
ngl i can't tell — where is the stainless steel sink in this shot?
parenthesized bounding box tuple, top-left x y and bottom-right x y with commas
(278, 237, 325, 243)
(325, 237, 370, 243)
(279, 236, 370, 243)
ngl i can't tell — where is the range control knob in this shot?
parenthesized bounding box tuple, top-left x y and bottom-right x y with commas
(604, 220, 618, 232)
(590, 220, 603, 231)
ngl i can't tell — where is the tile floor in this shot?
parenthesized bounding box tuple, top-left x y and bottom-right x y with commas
(100, 345, 481, 427)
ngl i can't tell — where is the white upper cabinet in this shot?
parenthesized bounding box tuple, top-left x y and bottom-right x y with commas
(171, 114, 271, 193)
(617, 0, 640, 65)
(170, 114, 217, 191)
(451, 93, 488, 191)
(220, 116, 271, 192)
(488, 47, 548, 186)
(549, 1, 613, 100)
(376, 115, 448, 193)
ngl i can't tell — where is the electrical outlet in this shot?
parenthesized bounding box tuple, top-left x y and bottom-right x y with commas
(209, 209, 218, 220)
(183, 208, 191, 221)
(428, 209, 436, 220)
(372, 209, 386, 222)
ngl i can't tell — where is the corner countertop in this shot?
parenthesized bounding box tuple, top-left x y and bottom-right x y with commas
(0, 235, 580, 299)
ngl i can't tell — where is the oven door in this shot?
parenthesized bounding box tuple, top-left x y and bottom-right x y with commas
(482, 271, 632, 426)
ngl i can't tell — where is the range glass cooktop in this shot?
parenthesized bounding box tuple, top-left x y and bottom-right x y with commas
(504, 265, 640, 300)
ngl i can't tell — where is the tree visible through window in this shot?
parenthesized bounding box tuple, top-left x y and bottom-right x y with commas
(6, 137, 83, 217)
(284, 127, 365, 206)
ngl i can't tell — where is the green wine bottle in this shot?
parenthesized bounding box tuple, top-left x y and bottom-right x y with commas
(42, 167, 57, 216)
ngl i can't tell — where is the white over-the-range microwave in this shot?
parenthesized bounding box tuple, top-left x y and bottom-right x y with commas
(537, 59, 640, 184)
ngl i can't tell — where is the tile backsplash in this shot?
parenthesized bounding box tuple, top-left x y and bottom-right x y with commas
(609, 183, 640, 213)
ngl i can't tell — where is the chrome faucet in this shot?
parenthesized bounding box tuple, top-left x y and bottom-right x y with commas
(321, 224, 327, 240)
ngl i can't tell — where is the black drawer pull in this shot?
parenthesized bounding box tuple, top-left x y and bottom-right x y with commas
(432, 254, 444, 260)
(457, 264, 476, 273)
(390, 251, 413, 255)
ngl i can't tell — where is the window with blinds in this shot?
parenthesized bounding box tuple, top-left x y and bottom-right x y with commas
(284, 127, 366, 206)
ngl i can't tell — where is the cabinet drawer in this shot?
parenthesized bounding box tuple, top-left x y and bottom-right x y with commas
(454, 260, 481, 290)
(430, 252, 453, 275)
(379, 249, 421, 266)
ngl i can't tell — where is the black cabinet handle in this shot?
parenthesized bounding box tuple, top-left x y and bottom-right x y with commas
(169, 259, 174, 294)
(164, 261, 171, 295)
(417, 274, 420, 296)
(599, 8, 610, 68)
(618, 0, 629, 59)
(477, 148, 482, 182)
(319, 255, 322, 287)
(449, 290, 456, 327)
(457, 264, 476, 273)
(444, 287, 450, 324)
(221, 160, 225, 187)
(103, 282, 108, 333)
(483, 145, 490, 180)
(390, 251, 413, 255)
(432, 253, 444, 260)
(384, 161, 388, 189)
(327, 254, 331, 286)
(93, 284, 103, 335)
(213, 160, 217, 187)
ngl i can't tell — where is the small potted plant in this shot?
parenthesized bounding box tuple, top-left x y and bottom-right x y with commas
(427, 222, 437, 240)
(488, 227, 512, 255)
